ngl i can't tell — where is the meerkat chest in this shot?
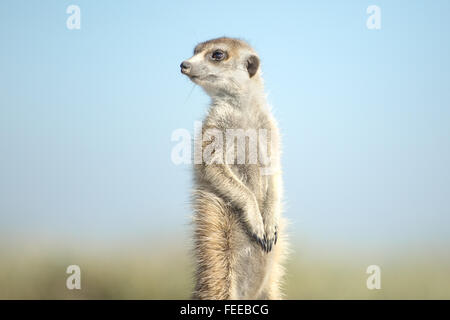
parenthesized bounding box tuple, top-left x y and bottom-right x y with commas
(205, 104, 275, 191)
(230, 164, 269, 203)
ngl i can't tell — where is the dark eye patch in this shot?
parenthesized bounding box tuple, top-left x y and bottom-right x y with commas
(211, 50, 226, 61)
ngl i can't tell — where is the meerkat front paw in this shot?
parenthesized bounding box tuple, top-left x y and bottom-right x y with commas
(247, 216, 279, 253)
(244, 201, 279, 253)
(249, 218, 266, 250)
(262, 224, 278, 253)
(244, 203, 267, 250)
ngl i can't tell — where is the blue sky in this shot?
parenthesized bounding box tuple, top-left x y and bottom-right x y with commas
(0, 1, 449, 252)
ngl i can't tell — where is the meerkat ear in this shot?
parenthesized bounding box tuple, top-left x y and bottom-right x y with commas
(246, 55, 259, 78)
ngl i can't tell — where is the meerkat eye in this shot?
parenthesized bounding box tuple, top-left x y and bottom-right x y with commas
(211, 50, 225, 61)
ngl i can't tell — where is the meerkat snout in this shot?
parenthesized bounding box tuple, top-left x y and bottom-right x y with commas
(180, 61, 192, 75)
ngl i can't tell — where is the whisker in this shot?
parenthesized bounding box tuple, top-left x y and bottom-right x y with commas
(184, 83, 197, 104)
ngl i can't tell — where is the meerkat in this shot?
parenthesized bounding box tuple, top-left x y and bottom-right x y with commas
(180, 37, 287, 300)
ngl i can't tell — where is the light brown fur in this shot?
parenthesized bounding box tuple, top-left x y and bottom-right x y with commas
(192, 189, 287, 299)
(181, 37, 288, 300)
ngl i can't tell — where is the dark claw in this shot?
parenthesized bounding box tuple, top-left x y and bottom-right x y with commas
(252, 231, 279, 253)
(258, 237, 264, 248)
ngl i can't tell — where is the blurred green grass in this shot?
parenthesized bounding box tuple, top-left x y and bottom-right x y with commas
(1, 242, 449, 299)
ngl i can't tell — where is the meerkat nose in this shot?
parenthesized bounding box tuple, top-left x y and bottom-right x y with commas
(180, 61, 192, 74)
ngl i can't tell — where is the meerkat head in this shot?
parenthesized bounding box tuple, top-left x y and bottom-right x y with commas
(180, 37, 261, 97)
